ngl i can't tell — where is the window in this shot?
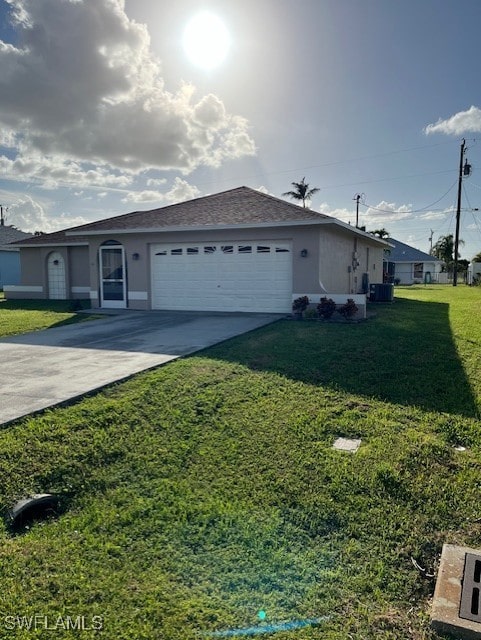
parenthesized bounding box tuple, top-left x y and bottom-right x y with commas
(171, 248, 183, 255)
(155, 250, 167, 256)
(221, 245, 233, 253)
(238, 245, 252, 253)
(275, 247, 290, 253)
(413, 262, 424, 279)
(204, 246, 217, 254)
(257, 245, 270, 253)
(187, 247, 199, 255)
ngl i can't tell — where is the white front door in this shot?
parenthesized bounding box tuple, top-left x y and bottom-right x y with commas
(100, 246, 126, 308)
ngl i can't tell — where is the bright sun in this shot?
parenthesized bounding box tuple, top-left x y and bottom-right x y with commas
(182, 12, 231, 70)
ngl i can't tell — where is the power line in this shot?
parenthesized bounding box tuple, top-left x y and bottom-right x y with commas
(463, 183, 481, 250)
(319, 169, 455, 192)
(360, 179, 458, 215)
(192, 141, 459, 188)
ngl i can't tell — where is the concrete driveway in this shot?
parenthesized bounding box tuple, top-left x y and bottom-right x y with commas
(0, 310, 281, 425)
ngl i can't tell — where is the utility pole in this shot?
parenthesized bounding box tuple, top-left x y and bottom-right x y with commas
(429, 229, 434, 254)
(353, 193, 362, 228)
(0, 205, 5, 227)
(454, 139, 469, 286)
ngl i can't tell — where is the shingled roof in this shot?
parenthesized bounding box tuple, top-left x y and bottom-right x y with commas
(387, 238, 442, 262)
(0, 225, 33, 249)
(67, 186, 329, 235)
(10, 228, 89, 247)
(11, 186, 388, 247)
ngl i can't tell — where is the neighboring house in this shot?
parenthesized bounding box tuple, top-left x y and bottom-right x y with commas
(383, 238, 442, 285)
(467, 261, 481, 285)
(6, 186, 389, 313)
(0, 225, 33, 288)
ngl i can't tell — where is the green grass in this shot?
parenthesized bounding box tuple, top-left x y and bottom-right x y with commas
(0, 285, 480, 638)
(0, 298, 95, 338)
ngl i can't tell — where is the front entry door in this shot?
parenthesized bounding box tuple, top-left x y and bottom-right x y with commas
(100, 246, 126, 308)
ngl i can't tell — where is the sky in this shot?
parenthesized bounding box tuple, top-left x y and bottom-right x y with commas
(1, 0, 481, 259)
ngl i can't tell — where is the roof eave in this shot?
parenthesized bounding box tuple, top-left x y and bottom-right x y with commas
(9, 242, 89, 248)
(387, 258, 443, 263)
(319, 219, 393, 246)
(65, 218, 393, 243)
(66, 218, 331, 236)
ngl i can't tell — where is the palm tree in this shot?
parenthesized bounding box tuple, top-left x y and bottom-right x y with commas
(472, 252, 481, 263)
(282, 178, 320, 208)
(431, 234, 464, 272)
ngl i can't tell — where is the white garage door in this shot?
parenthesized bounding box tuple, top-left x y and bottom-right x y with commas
(151, 241, 292, 312)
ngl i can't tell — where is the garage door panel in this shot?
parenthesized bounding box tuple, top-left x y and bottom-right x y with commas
(151, 241, 292, 312)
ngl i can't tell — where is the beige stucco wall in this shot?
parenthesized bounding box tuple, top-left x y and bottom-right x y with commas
(5, 245, 89, 300)
(8, 225, 386, 307)
(19, 248, 44, 287)
(318, 226, 383, 294)
(86, 226, 325, 309)
(84, 225, 385, 309)
(68, 246, 89, 288)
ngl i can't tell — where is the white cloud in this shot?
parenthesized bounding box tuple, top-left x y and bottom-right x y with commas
(121, 178, 201, 206)
(319, 201, 413, 225)
(163, 177, 201, 203)
(319, 203, 355, 223)
(122, 190, 164, 204)
(8, 195, 89, 233)
(363, 201, 413, 223)
(192, 94, 227, 129)
(0, 127, 17, 148)
(0, 0, 255, 186)
(0, 154, 133, 189)
(418, 207, 453, 221)
(425, 105, 481, 135)
(146, 177, 167, 187)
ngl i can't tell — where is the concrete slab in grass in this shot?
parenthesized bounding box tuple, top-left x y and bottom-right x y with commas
(332, 437, 361, 453)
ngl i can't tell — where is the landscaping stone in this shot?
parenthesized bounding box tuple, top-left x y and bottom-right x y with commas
(332, 437, 362, 453)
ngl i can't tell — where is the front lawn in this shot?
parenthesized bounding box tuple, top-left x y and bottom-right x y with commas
(0, 297, 94, 338)
(0, 285, 480, 639)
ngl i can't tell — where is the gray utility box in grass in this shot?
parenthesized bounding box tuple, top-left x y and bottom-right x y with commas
(431, 544, 481, 639)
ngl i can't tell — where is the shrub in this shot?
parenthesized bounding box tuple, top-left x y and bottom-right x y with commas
(317, 297, 336, 319)
(337, 298, 358, 319)
(292, 296, 309, 313)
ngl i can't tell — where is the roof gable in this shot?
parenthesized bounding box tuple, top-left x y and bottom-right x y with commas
(0, 225, 33, 248)
(387, 238, 442, 262)
(11, 186, 388, 247)
(67, 186, 329, 235)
